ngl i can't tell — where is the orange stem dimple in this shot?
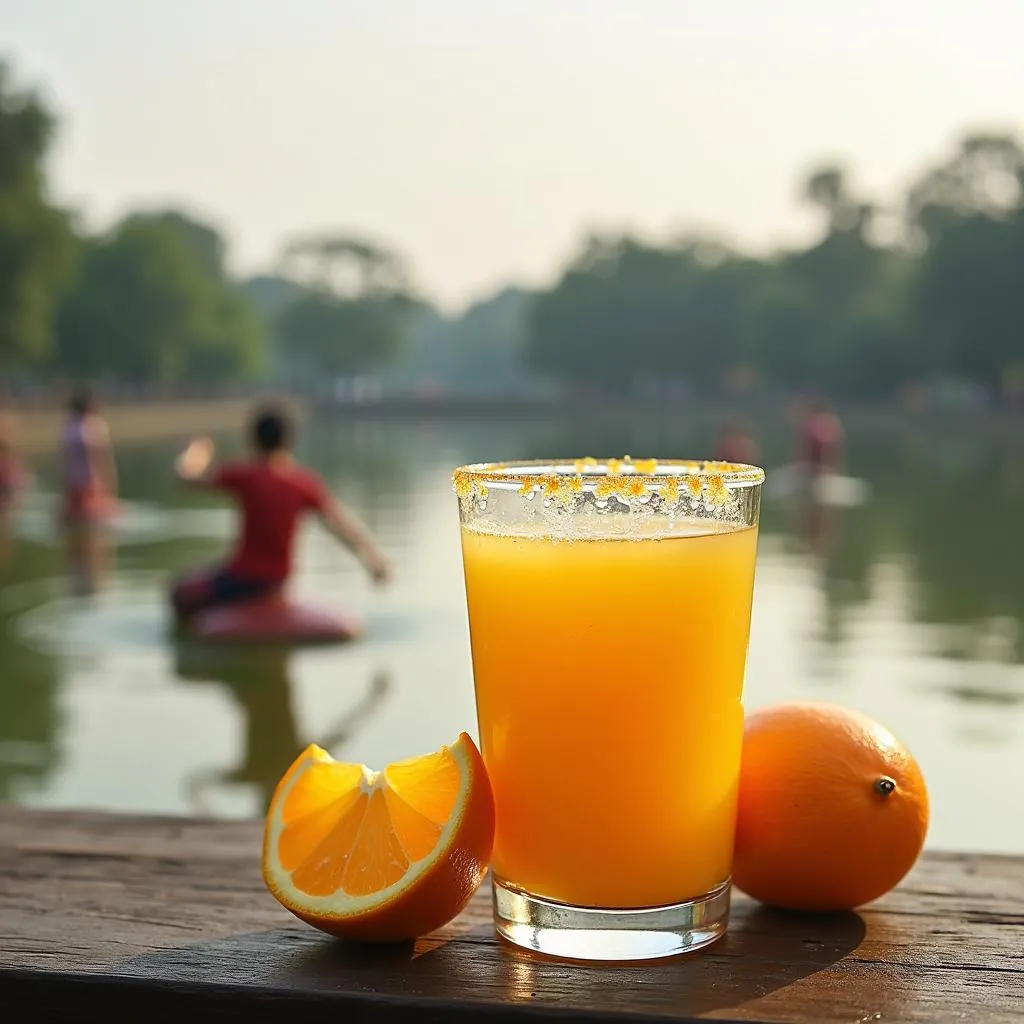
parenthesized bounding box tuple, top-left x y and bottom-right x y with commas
(874, 776, 897, 797)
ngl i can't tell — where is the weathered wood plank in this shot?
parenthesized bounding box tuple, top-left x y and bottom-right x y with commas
(0, 807, 1021, 1022)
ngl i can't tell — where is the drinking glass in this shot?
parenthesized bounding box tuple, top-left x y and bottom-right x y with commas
(454, 458, 763, 961)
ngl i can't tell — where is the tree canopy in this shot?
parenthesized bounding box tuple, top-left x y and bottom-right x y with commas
(1, 53, 1022, 405)
(0, 62, 75, 368)
(55, 213, 264, 384)
(526, 134, 1024, 405)
(273, 233, 414, 382)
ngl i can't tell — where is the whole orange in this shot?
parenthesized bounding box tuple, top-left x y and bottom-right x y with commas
(732, 702, 929, 911)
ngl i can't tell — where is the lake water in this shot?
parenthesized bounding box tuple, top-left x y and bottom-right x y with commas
(1, 411, 1022, 855)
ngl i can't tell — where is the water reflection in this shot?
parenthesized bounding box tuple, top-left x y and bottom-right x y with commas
(860, 442, 1023, 667)
(0, 412, 1021, 850)
(0, 544, 63, 801)
(174, 643, 391, 815)
(783, 493, 875, 665)
(0, 510, 13, 569)
(300, 417, 423, 544)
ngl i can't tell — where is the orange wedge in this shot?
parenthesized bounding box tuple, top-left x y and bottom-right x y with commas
(262, 733, 495, 941)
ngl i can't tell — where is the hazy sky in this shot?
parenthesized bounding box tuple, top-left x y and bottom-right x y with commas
(5, 0, 1023, 309)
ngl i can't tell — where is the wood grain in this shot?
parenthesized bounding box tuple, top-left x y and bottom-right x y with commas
(0, 807, 1021, 1022)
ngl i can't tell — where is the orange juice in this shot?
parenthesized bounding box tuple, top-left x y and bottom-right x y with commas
(461, 522, 758, 909)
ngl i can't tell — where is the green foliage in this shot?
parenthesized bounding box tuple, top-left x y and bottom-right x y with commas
(275, 291, 406, 378)
(907, 136, 1024, 395)
(528, 236, 759, 392)
(282, 234, 409, 297)
(384, 288, 534, 393)
(55, 213, 264, 383)
(138, 211, 226, 278)
(907, 133, 1024, 245)
(913, 210, 1024, 389)
(274, 233, 413, 379)
(527, 136, 1024, 405)
(4, 50, 1023, 402)
(741, 269, 822, 389)
(0, 62, 75, 367)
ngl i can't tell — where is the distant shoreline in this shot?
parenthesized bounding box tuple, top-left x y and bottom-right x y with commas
(8, 397, 304, 458)
(310, 394, 1024, 430)
(6, 392, 1021, 459)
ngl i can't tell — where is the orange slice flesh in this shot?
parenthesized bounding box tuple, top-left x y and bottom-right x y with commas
(262, 733, 494, 942)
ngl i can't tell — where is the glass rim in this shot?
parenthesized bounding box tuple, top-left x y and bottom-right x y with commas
(453, 458, 765, 492)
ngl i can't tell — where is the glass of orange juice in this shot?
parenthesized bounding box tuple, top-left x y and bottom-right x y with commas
(454, 458, 763, 961)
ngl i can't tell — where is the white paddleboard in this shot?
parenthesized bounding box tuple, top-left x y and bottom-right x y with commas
(765, 464, 871, 508)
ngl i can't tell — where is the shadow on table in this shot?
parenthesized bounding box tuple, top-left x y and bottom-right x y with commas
(113, 898, 866, 1020)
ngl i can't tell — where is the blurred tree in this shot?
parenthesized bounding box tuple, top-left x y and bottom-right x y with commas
(792, 165, 881, 314)
(243, 274, 303, 321)
(907, 133, 1024, 246)
(529, 234, 766, 394)
(385, 288, 535, 393)
(55, 213, 264, 383)
(913, 211, 1024, 391)
(803, 165, 876, 236)
(275, 291, 409, 378)
(281, 234, 409, 296)
(0, 62, 75, 367)
(742, 268, 822, 390)
(674, 253, 763, 388)
(138, 211, 226, 278)
(274, 233, 413, 380)
(747, 166, 916, 399)
(524, 161, 945, 403)
(908, 134, 1024, 394)
(527, 235, 634, 390)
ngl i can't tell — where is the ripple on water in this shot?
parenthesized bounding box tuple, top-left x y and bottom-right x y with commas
(12, 491, 232, 548)
(10, 571, 170, 666)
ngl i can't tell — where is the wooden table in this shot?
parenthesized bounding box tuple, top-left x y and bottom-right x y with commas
(0, 808, 1020, 1022)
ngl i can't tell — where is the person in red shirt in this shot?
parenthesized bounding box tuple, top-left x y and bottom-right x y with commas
(170, 405, 391, 624)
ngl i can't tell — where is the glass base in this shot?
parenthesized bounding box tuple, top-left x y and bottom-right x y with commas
(492, 877, 730, 962)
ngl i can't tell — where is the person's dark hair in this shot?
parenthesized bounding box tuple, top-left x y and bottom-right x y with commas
(69, 388, 95, 417)
(251, 405, 292, 454)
